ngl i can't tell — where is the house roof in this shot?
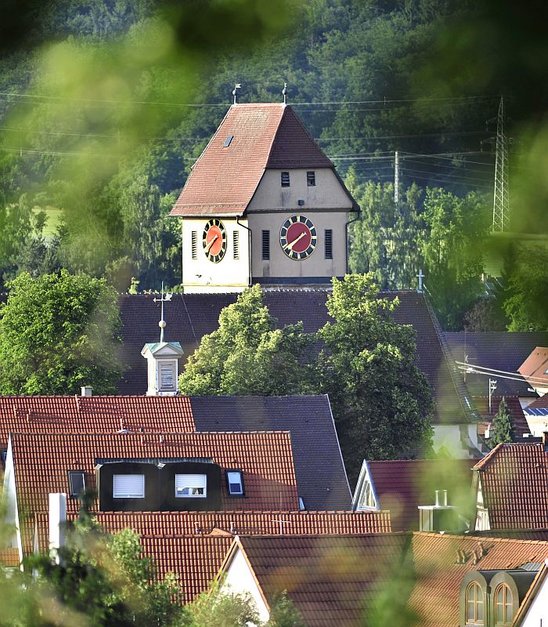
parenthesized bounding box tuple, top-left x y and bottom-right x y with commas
(169, 104, 336, 218)
(0, 395, 194, 449)
(408, 533, 548, 627)
(526, 395, 548, 410)
(32, 509, 391, 601)
(472, 443, 548, 529)
(364, 458, 477, 531)
(444, 332, 548, 397)
(118, 290, 467, 424)
(9, 431, 299, 521)
(518, 347, 548, 387)
(191, 395, 351, 510)
(230, 533, 409, 626)
(222, 532, 548, 626)
(472, 395, 531, 440)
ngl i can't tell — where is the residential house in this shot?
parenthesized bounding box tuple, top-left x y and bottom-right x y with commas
(518, 346, 548, 397)
(219, 532, 548, 626)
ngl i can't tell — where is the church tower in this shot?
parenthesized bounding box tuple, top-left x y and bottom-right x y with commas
(170, 103, 358, 292)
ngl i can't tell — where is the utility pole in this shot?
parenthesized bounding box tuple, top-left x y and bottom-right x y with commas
(394, 150, 400, 204)
(492, 97, 509, 232)
(488, 378, 497, 413)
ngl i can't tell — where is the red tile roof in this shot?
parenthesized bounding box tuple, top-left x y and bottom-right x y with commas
(366, 459, 476, 531)
(518, 347, 548, 387)
(232, 533, 408, 626)
(10, 431, 299, 521)
(170, 104, 336, 218)
(409, 533, 548, 627)
(527, 395, 548, 409)
(226, 533, 548, 627)
(472, 443, 548, 529)
(0, 395, 194, 447)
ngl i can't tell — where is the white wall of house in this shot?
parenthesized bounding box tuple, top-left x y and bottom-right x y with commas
(181, 218, 250, 293)
(2, 438, 23, 562)
(221, 547, 270, 624)
(474, 477, 490, 531)
(432, 424, 482, 458)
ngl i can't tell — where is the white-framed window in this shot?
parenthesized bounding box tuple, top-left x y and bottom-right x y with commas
(113, 474, 145, 499)
(68, 470, 86, 498)
(175, 474, 207, 498)
(465, 581, 485, 625)
(159, 361, 176, 391)
(226, 470, 244, 496)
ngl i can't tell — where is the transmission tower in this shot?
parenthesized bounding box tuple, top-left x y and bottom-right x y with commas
(492, 96, 509, 232)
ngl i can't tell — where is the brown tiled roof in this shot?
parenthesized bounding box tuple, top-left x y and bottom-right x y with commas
(366, 458, 476, 531)
(0, 547, 20, 568)
(233, 533, 408, 627)
(228, 533, 548, 626)
(527, 395, 548, 409)
(473, 396, 531, 439)
(170, 104, 335, 218)
(472, 443, 548, 529)
(118, 290, 466, 424)
(409, 533, 548, 627)
(10, 431, 299, 520)
(0, 395, 194, 448)
(518, 347, 548, 386)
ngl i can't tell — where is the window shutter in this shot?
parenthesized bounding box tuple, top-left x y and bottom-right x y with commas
(113, 474, 145, 498)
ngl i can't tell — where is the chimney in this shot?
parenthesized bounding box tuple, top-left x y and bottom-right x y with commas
(81, 386, 93, 397)
(419, 490, 463, 533)
(434, 490, 448, 507)
(49, 493, 67, 563)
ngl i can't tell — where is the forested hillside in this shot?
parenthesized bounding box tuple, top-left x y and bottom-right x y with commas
(0, 0, 546, 330)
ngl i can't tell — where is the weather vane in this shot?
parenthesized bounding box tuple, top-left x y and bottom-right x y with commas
(153, 282, 172, 343)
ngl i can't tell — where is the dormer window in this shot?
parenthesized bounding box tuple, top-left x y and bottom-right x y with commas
(494, 584, 512, 625)
(281, 171, 290, 187)
(68, 470, 86, 498)
(159, 361, 176, 392)
(113, 474, 145, 499)
(175, 474, 207, 498)
(465, 581, 485, 625)
(226, 470, 244, 496)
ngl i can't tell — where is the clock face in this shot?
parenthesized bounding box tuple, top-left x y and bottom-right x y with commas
(202, 218, 227, 263)
(280, 215, 317, 260)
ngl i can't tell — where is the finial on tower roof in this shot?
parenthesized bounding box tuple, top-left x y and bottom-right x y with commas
(232, 83, 241, 104)
(282, 82, 288, 104)
(153, 282, 172, 343)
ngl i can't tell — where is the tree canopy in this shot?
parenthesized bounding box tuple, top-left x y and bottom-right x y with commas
(0, 270, 122, 394)
(489, 397, 514, 447)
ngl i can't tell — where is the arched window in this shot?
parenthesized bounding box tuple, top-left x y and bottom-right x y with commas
(494, 583, 513, 625)
(466, 581, 485, 624)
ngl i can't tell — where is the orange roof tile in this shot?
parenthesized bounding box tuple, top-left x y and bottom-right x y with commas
(518, 347, 548, 383)
(472, 443, 548, 529)
(170, 104, 335, 218)
(10, 431, 299, 522)
(0, 395, 195, 447)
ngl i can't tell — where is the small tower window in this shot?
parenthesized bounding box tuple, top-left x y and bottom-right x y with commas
(307, 171, 316, 186)
(226, 470, 244, 496)
(281, 171, 290, 187)
(262, 230, 270, 260)
(325, 229, 333, 260)
(191, 231, 198, 260)
(68, 471, 86, 498)
(233, 231, 240, 260)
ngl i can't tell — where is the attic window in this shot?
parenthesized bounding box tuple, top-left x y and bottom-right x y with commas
(191, 231, 198, 260)
(68, 470, 86, 498)
(281, 171, 290, 187)
(175, 474, 207, 498)
(113, 474, 145, 499)
(223, 135, 234, 148)
(307, 171, 316, 186)
(226, 470, 244, 496)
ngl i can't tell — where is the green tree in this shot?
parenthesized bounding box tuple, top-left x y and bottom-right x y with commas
(266, 592, 305, 627)
(0, 270, 122, 394)
(489, 397, 514, 447)
(418, 188, 490, 329)
(318, 274, 433, 479)
(179, 285, 315, 396)
(187, 581, 259, 627)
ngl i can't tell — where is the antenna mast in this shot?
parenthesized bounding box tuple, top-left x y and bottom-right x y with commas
(153, 282, 173, 343)
(492, 96, 509, 232)
(394, 150, 400, 204)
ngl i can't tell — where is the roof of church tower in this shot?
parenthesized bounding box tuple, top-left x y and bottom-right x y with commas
(170, 103, 337, 217)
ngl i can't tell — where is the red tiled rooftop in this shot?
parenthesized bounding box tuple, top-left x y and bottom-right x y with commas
(518, 346, 548, 383)
(366, 458, 476, 531)
(0, 395, 194, 447)
(170, 104, 336, 217)
(10, 431, 299, 522)
(472, 443, 548, 529)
